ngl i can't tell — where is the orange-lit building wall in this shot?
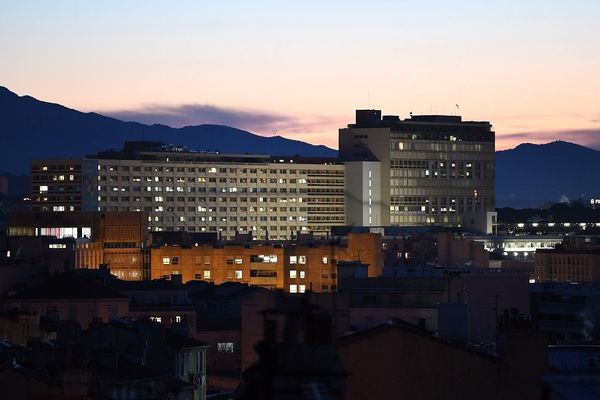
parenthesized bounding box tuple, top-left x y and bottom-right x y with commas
(534, 251, 600, 282)
(151, 233, 383, 292)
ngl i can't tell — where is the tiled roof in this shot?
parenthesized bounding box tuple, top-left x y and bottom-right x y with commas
(108, 278, 184, 292)
(8, 272, 128, 300)
(164, 330, 208, 349)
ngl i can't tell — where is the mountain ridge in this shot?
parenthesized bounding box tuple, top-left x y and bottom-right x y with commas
(0, 86, 337, 174)
(496, 140, 600, 208)
(2, 86, 599, 208)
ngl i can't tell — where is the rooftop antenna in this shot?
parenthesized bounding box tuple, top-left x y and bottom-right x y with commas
(455, 104, 460, 116)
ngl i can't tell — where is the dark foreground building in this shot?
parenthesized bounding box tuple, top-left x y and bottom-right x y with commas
(337, 321, 548, 400)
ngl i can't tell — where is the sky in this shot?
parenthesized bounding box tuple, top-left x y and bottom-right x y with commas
(1, 0, 599, 150)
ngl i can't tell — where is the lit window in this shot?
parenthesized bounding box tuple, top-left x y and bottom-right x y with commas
(299, 256, 306, 264)
(203, 270, 211, 279)
(289, 284, 298, 293)
(322, 257, 328, 264)
(217, 342, 235, 353)
(299, 285, 306, 293)
(290, 270, 297, 279)
(300, 271, 305, 279)
(290, 256, 297, 264)
(39, 185, 48, 193)
(235, 258, 243, 264)
(48, 244, 66, 249)
(162, 257, 170, 265)
(235, 270, 243, 279)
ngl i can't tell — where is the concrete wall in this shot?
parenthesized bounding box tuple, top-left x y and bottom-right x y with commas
(344, 161, 381, 227)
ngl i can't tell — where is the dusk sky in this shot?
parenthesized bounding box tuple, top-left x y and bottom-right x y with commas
(2, 0, 599, 150)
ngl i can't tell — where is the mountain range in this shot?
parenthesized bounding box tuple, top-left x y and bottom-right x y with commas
(0, 86, 336, 175)
(1, 86, 598, 208)
(495, 140, 600, 208)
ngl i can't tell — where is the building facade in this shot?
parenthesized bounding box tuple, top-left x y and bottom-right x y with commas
(534, 236, 600, 283)
(8, 211, 148, 280)
(150, 232, 383, 293)
(31, 142, 345, 240)
(30, 159, 85, 212)
(340, 110, 496, 233)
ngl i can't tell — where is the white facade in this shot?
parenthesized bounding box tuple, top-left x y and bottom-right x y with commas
(83, 153, 345, 240)
(345, 161, 381, 226)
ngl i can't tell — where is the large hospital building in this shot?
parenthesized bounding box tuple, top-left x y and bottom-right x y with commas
(30, 110, 496, 236)
(340, 110, 496, 233)
(30, 142, 345, 240)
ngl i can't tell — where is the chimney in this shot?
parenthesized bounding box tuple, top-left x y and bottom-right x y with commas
(171, 274, 183, 286)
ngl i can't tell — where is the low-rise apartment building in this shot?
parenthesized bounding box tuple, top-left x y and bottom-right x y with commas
(151, 232, 383, 293)
(534, 235, 600, 282)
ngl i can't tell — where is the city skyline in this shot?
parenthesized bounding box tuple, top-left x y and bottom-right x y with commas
(2, 1, 599, 150)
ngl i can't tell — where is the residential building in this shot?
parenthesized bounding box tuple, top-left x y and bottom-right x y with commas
(187, 282, 268, 389)
(339, 110, 496, 233)
(530, 283, 600, 343)
(436, 231, 490, 268)
(542, 345, 600, 399)
(341, 276, 449, 332)
(237, 297, 347, 399)
(7, 210, 148, 279)
(2, 272, 130, 328)
(150, 232, 383, 292)
(85, 320, 209, 400)
(29, 159, 85, 212)
(0, 308, 56, 346)
(340, 266, 530, 343)
(336, 321, 548, 400)
(0, 318, 201, 400)
(3, 236, 77, 273)
(107, 274, 197, 329)
(534, 235, 600, 282)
